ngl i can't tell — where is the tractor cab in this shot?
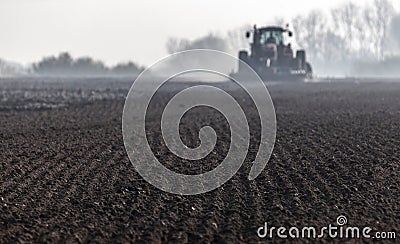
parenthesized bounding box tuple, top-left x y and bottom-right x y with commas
(247, 26, 293, 62)
(251, 26, 291, 46)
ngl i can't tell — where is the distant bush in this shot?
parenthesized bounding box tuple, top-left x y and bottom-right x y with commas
(110, 61, 145, 76)
(0, 58, 28, 76)
(32, 52, 144, 76)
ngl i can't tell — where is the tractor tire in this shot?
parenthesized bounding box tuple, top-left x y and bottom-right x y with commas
(305, 62, 313, 79)
(238, 50, 248, 73)
(296, 50, 306, 69)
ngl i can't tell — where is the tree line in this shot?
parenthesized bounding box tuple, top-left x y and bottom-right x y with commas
(291, 0, 399, 75)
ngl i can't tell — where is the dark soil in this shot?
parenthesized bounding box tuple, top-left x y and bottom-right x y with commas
(0, 78, 399, 243)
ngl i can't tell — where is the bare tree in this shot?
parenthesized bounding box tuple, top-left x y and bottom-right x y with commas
(390, 14, 400, 49)
(363, 0, 394, 59)
(374, 0, 395, 58)
(331, 2, 358, 54)
(292, 10, 328, 61)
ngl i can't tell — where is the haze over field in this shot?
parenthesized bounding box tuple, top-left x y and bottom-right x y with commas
(1, 0, 400, 77)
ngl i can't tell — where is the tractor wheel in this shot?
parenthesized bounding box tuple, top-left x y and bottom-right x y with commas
(296, 50, 306, 69)
(305, 62, 313, 78)
(239, 50, 248, 61)
(238, 50, 248, 72)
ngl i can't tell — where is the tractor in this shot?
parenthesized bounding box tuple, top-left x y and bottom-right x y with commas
(235, 25, 312, 81)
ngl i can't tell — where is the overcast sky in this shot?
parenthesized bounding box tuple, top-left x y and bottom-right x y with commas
(1, 0, 398, 66)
